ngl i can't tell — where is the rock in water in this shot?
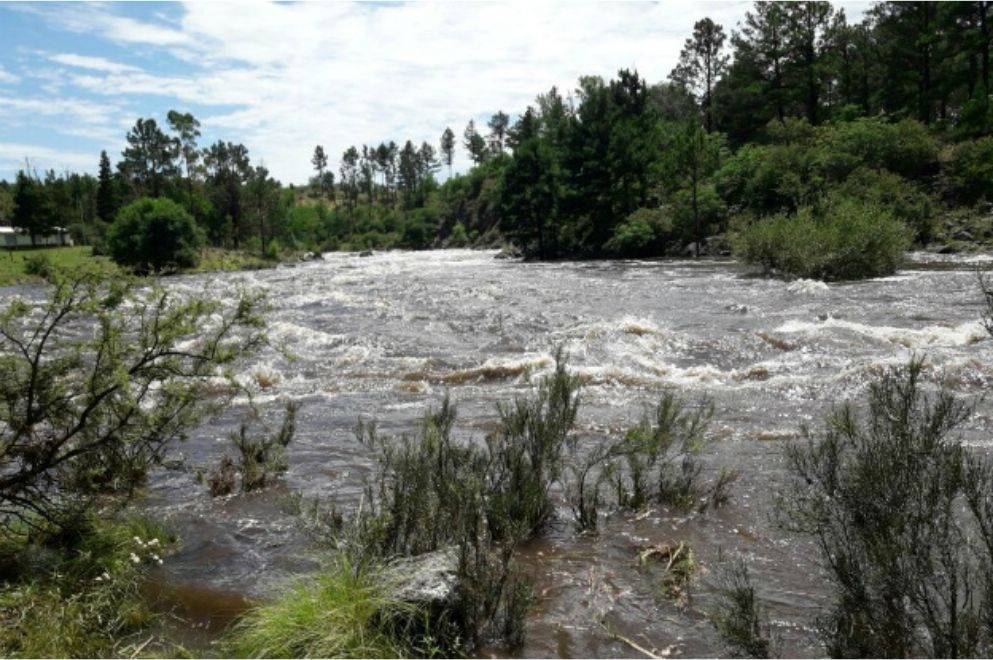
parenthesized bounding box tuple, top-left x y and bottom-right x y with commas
(359, 249, 374, 257)
(383, 547, 459, 607)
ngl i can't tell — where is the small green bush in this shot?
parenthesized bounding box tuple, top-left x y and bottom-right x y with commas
(948, 136, 993, 205)
(107, 197, 204, 273)
(605, 207, 672, 257)
(734, 199, 910, 281)
(207, 401, 299, 496)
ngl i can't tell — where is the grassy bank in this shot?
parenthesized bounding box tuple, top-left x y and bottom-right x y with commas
(0, 246, 102, 286)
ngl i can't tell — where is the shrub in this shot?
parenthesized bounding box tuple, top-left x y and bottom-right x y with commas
(605, 207, 672, 257)
(107, 197, 205, 273)
(829, 168, 935, 244)
(715, 143, 822, 217)
(948, 136, 993, 205)
(22, 252, 51, 278)
(0, 267, 267, 531)
(708, 553, 774, 658)
(207, 401, 300, 496)
(780, 359, 993, 657)
(814, 117, 938, 181)
(733, 199, 910, 281)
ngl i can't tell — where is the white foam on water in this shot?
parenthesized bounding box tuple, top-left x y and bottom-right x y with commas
(786, 279, 829, 295)
(775, 318, 987, 348)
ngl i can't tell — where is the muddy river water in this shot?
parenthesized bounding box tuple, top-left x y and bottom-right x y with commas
(128, 249, 993, 657)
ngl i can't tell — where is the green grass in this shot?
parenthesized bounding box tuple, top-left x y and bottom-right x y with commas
(0, 246, 103, 286)
(0, 513, 176, 658)
(225, 558, 421, 659)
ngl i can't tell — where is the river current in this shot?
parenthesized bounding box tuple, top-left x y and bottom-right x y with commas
(109, 250, 993, 656)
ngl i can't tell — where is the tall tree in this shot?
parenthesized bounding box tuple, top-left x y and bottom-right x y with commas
(311, 145, 328, 196)
(119, 118, 178, 199)
(501, 107, 561, 258)
(734, 2, 789, 123)
(166, 110, 201, 207)
(96, 151, 118, 223)
(783, 1, 834, 124)
(487, 111, 510, 153)
(339, 146, 360, 225)
(667, 122, 722, 257)
(12, 170, 53, 246)
(203, 141, 251, 247)
(669, 17, 730, 131)
(245, 165, 281, 256)
(463, 120, 488, 165)
(440, 127, 456, 178)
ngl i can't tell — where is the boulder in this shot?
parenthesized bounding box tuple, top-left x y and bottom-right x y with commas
(359, 249, 374, 257)
(383, 547, 459, 607)
(494, 245, 523, 260)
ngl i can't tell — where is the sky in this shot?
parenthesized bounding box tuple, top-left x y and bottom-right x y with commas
(0, 1, 873, 186)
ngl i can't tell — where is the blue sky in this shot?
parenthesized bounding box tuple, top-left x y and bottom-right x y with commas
(0, 1, 872, 185)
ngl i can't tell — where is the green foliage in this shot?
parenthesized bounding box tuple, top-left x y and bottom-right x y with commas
(781, 359, 993, 657)
(715, 142, 821, 217)
(0, 514, 174, 658)
(708, 553, 773, 658)
(0, 266, 267, 530)
(734, 199, 910, 281)
(107, 197, 205, 273)
(948, 136, 993, 205)
(814, 117, 938, 181)
(208, 402, 299, 496)
(226, 558, 421, 659)
(604, 207, 672, 257)
(829, 167, 935, 243)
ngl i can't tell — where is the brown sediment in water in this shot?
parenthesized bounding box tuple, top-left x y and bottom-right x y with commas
(403, 359, 550, 385)
(756, 331, 797, 351)
(143, 578, 255, 632)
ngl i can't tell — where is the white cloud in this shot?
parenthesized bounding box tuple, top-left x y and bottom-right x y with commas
(8, 1, 875, 184)
(0, 65, 18, 85)
(48, 53, 141, 74)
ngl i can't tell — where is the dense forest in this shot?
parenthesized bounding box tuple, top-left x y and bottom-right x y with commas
(2, 0, 993, 274)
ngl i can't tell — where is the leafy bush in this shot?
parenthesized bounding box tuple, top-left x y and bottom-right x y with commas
(0, 267, 267, 531)
(814, 117, 938, 181)
(780, 359, 993, 657)
(830, 168, 935, 244)
(107, 197, 205, 273)
(733, 199, 910, 281)
(948, 136, 993, 205)
(22, 252, 51, 278)
(605, 207, 670, 257)
(715, 143, 822, 217)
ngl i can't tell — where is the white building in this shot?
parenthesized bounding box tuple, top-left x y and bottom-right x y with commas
(0, 225, 73, 248)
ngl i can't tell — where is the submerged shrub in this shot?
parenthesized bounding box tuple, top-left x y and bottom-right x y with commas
(208, 401, 300, 495)
(733, 199, 910, 281)
(708, 553, 774, 658)
(781, 359, 993, 657)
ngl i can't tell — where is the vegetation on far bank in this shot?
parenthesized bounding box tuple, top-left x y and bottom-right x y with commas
(3, 1, 993, 280)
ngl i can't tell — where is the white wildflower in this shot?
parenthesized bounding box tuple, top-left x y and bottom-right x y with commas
(129, 552, 140, 564)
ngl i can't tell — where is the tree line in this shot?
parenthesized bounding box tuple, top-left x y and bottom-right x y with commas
(2, 1, 992, 266)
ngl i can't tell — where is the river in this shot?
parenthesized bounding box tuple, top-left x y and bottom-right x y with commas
(136, 249, 993, 657)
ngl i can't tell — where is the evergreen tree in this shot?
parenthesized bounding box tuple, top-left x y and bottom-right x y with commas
(464, 120, 488, 164)
(669, 17, 730, 131)
(312, 145, 328, 189)
(96, 151, 118, 223)
(487, 111, 510, 153)
(119, 118, 178, 199)
(12, 170, 54, 246)
(440, 127, 456, 177)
